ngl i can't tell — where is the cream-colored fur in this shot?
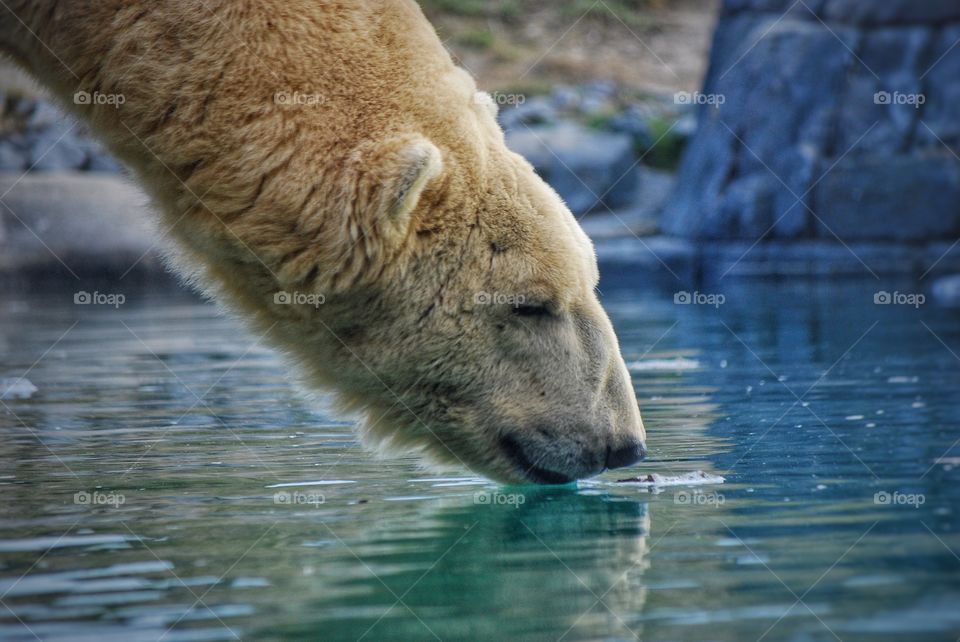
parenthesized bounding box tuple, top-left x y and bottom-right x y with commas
(1, 0, 646, 483)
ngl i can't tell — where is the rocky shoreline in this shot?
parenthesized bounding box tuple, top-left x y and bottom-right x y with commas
(1, 84, 958, 305)
(0, 95, 120, 173)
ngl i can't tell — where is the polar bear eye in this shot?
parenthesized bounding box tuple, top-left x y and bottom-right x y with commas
(512, 303, 552, 318)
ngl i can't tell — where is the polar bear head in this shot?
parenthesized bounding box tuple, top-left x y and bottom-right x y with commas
(295, 110, 647, 485)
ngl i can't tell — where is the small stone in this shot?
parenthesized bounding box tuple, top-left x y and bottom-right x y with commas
(550, 85, 580, 111)
(498, 97, 556, 131)
(11, 96, 37, 120)
(609, 105, 657, 151)
(26, 101, 65, 130)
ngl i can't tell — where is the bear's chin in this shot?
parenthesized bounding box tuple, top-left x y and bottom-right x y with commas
(351, 413, 535, 485)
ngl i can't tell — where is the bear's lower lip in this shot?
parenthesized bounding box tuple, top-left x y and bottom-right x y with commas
(498, 434, 574, 485)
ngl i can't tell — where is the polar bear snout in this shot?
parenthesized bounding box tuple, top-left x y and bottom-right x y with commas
(606, 441, 648, 469)
(498, 425, 647, 485)
(497, 370, 647, 484)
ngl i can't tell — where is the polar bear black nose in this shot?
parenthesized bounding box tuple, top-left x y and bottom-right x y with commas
(605, 442, 647, 470)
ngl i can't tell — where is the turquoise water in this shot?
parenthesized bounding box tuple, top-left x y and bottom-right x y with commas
(1, 277, 959, 641)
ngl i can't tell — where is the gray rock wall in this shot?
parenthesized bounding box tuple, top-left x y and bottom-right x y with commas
(665, 0, 960, 242)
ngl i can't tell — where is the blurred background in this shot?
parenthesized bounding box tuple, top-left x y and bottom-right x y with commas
(2, 0, 959, 296)
(3, 2, 960, 640)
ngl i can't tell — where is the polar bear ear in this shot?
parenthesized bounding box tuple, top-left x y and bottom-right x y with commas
(346, 136, 443, 245)
(381, 139, 443, 227)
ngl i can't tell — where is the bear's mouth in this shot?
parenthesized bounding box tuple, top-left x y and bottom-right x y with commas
(498, 434, 574, 485)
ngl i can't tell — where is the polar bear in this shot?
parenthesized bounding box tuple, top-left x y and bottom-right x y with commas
(0, 0, 646, 483)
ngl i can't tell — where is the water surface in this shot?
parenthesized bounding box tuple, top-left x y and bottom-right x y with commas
(1, 277, 959, 641)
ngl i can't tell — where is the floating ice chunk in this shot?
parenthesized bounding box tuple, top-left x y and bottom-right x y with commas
(614, 470, 725, 487)
(0, 377, 37, 400)
(845, 415, 865, 421)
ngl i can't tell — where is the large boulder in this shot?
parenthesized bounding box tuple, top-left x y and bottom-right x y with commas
(0, 172, 160, 275)
(725, 0, 960, 24)
(665, 0, 960, 244)
(816, 155, 960, 241)
(822, 0, 960, 26)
